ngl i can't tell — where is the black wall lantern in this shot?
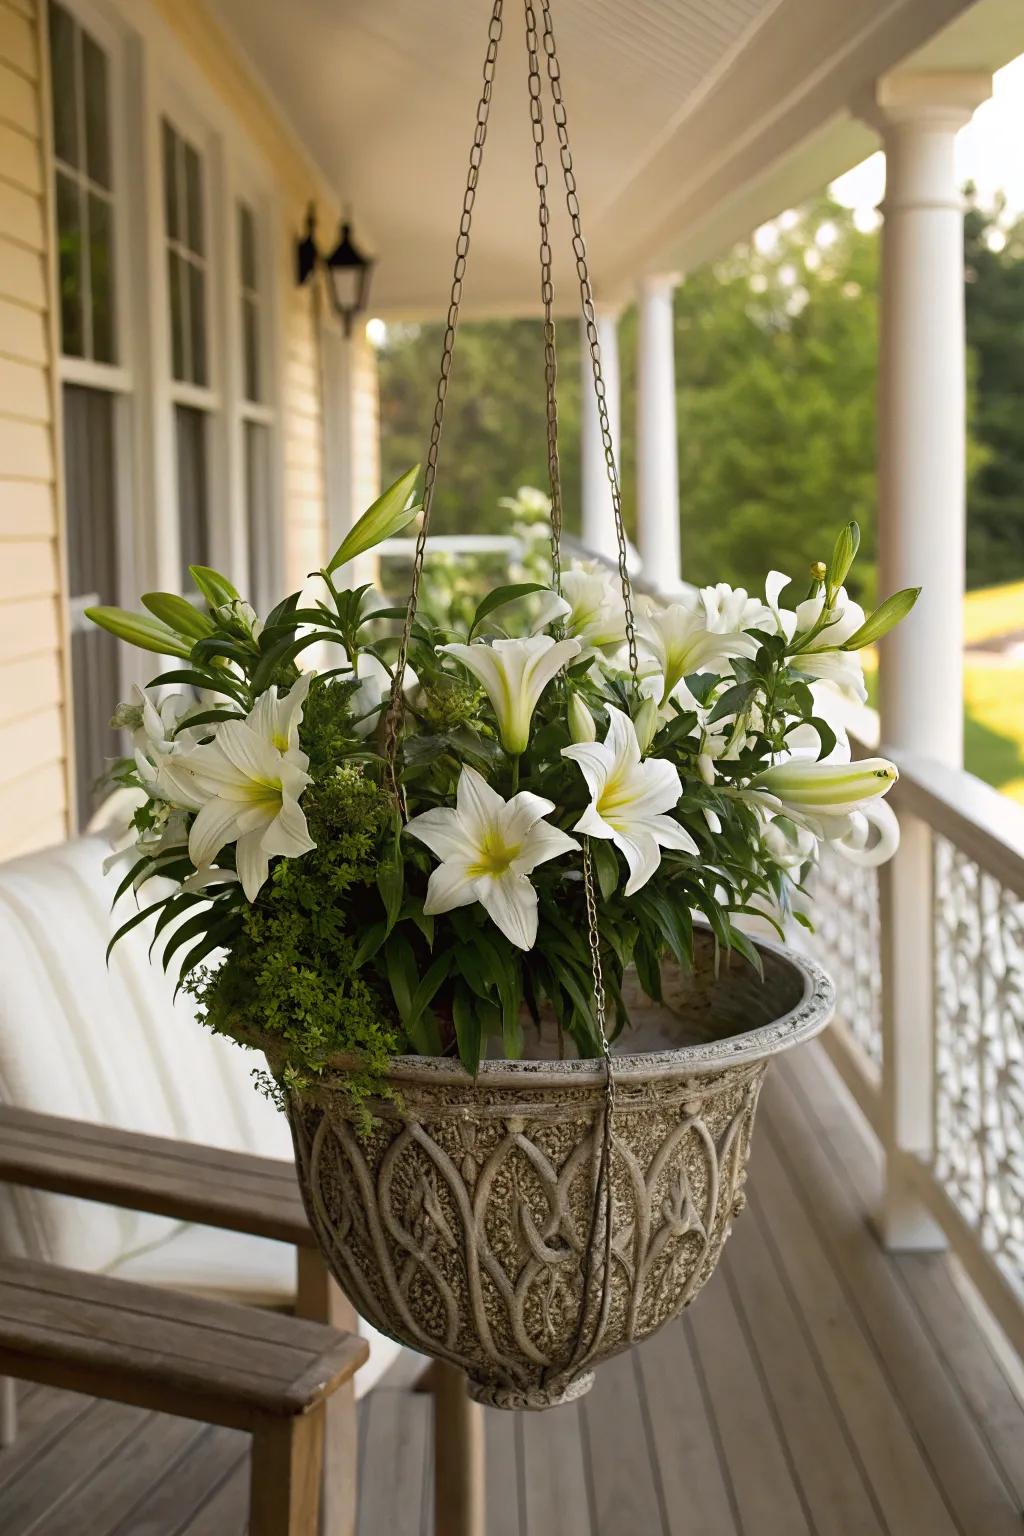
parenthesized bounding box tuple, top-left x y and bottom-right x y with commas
(295, 203, 374, 338)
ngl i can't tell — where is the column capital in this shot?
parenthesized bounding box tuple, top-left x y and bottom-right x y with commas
(861, 70, 991, 134)
(636, 271, 681, 298)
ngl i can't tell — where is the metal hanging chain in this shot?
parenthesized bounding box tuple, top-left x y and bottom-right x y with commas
(537, 0, 640, 688)
(383, 0, 505, 809)
(523, 0, 564, 596)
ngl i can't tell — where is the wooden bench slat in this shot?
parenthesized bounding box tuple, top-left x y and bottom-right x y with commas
(0, 1258, 367, 1429)
(0, 1105, 314, 1246)
(0, 1104, 300, 1183)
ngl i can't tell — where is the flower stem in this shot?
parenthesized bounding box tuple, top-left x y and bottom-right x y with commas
(510, 756, 520, 794)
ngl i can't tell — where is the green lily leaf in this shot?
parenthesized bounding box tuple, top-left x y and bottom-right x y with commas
(452, 982, 483, 1077)
(325, 466, 422, 573)
(468, 582, 552, 640)
(841, 587, 921, 650)
(85, 606, 192, 659)
(189, 565, 240, 609)
(141, 592, 216, 640)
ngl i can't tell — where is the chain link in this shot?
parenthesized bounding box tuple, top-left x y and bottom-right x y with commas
(523, 0, 563, 596)
(383, 0, 505, 808)
(537, 0, 640, 687)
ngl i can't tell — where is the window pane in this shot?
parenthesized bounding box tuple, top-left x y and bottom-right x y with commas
(238, 201, 256, 289)
(82, 31, 111, 189)
(88, 192, 116, 364)
(244, 419, 270, 598)
(184, 142, 203, 256)
(162, 118, 179, 241)
(55, 171, 84, 356)
(189, 261, 207, 386)
(168, 249, 186, 381)
(242, 295, 260, 402)
(175, 403, 210, 580)
(62, 384, 120, 828)
(48, 1, 78, 169)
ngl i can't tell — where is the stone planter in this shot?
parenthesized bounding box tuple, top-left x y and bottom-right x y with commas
(285, 928, 834, 1410)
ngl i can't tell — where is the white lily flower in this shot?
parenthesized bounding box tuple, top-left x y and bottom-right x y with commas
(113, 685, 194, 767)
(764, 571, 798, 641)
(700, 582, 771, 636)
(533, 562, 627, 653)
(405, 765, 579, 951)
(562, 705, 698, 896)
(745, 756, 900, 869)
(636, 598, 758, 705)
(439, 635, 582, 755)
(156, 673, 316, 901)
(751, 756, 897, 812)
(789, 585, 868, 701)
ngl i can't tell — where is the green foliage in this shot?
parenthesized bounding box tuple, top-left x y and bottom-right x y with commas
(187, 692, 402, 1125)
(964, 189, 1024, 588)
(380, 193, 1024, 600)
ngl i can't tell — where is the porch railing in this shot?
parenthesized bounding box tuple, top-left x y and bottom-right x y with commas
(805, 747, 1024, 1357)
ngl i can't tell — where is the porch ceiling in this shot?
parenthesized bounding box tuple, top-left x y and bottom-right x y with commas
(208, 0, 1015, 318)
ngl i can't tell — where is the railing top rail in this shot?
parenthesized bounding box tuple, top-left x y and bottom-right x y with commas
(885, 747, 1024, 899)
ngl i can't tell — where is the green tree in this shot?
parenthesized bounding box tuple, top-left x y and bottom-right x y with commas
(666, 198, 880, 602)
(379, 317, 583, 537)
(964, 188, 1024, 588)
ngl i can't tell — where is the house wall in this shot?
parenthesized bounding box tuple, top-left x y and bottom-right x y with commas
(0, 0, 381, 859)
(0, 0, 71, 857)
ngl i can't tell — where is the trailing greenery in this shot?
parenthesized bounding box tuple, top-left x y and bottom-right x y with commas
(186, 689, 402, 1125)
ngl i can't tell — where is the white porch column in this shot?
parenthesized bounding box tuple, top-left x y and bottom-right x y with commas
(870, 71, 990, 1251)
(636, 274, 681, 593)
(876, 71, 989, 766)
(580, 304, 621, 561)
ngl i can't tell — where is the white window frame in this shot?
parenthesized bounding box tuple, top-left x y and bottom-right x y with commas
(47, 0, 289, 620)
(46, 0, 141, 688)
(147, 83, 228, 592)
(226, 161, 285, 612)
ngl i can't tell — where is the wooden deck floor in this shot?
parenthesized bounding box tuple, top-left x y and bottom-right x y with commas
(1, 1042, 1022, 1535)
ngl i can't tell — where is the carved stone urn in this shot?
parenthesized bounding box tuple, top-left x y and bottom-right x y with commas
(285, 928, 834, 1410)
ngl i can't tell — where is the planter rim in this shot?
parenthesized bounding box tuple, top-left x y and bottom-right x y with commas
(349, 929, 835, 1089)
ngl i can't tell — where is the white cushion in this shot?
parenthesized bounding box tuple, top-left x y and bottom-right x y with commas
(0, 832, 401, 1390)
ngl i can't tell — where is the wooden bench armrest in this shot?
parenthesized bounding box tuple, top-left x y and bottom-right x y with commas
(0, 1103, 314, 1248)
(0, 1254, 367, 1430)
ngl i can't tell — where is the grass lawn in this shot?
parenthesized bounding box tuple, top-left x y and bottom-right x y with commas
(964, 580, 1024, 647)
(862, 578, 1024, 805)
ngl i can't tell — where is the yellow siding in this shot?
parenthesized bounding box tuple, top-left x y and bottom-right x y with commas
(0, 0, 69, 858)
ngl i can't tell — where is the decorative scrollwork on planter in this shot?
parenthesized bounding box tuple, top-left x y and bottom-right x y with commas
(803, 845, 883, 1071)
(282, 940, 834, 1410)
(288, 1065, 765, 1408)
(933, 837, 1024, 1284)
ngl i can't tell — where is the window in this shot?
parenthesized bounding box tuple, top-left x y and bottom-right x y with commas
(49, 0, 116, 363)
(161, 116, 213, 582)
(162, 119, 208, 387)
(236, 197, 276, 607)
(48, 0, 128, 828)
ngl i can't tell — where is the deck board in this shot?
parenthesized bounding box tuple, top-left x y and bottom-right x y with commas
(0, 1042, 1021, 1535)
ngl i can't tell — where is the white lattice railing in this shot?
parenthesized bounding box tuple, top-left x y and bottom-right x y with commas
(813, 748, 1024, 1354)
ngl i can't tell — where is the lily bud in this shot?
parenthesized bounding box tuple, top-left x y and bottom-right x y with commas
(633, 696, 659, 754)
(753, 757, 898, 812)
(568, 692, 597, 743)
(809, 561, 827, 583)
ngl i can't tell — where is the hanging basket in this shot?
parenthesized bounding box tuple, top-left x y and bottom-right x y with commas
(283, 929, 833, 1409)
